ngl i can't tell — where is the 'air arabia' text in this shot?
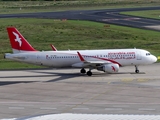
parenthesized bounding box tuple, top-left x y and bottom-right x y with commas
(108, 52, 135, 60)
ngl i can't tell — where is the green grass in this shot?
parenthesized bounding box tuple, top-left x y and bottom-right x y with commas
(0, 0, 160, 14)
(121, 10, 160, 19)
(0, 18, 160, 69)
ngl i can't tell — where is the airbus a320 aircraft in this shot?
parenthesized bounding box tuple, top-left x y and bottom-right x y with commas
(4, 27, 157, 76)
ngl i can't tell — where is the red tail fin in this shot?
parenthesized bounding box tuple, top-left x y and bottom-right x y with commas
(7, 27, 37, 53)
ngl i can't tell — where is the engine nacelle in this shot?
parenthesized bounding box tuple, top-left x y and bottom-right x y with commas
(97, 64, 119, 73)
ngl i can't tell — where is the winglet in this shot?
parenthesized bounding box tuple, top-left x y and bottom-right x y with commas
(50, 44, 57, 51)
(77, 51, 85, 62)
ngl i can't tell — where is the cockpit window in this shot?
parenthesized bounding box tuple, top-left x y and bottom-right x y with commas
(146, 53, 151, 56)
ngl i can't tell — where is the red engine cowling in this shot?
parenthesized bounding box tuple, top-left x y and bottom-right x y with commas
(97, 64, 119, 73)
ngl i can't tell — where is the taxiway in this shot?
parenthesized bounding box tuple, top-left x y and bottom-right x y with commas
(0, 63, 160, 119)
(0, 6, 160, 31)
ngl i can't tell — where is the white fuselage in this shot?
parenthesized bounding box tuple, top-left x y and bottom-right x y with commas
(7, 113, 160, 120)
(5, 49, 157, 68)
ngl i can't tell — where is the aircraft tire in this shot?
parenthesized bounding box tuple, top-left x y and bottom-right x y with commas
(135, 70, 139, 73)
(80, 68, 86, 74)
(87, 71, 92, 76)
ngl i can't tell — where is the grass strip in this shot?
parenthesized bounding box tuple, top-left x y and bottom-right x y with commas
(0, 18, 160, 69)
(0, 0, 160, 14)
(121, 10, 160, 19)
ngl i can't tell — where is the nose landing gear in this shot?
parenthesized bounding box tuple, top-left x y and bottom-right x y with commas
(135, 65, 139, 73)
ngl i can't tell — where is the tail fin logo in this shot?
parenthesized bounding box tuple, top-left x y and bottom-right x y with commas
(13, 32, 22, 47)
(111, 66, 116, 72)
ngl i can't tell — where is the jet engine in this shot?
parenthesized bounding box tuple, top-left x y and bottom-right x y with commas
(97, 63, 119, 73)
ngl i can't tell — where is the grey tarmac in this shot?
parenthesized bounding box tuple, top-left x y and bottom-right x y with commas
(0, 63, 160, 119)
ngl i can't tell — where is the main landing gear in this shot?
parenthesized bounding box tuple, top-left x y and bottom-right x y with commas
(135, 65, 139, 73)
(87, 71, 92, 76)
(80, 68, 92, 76)
(80, 68, 86, 74)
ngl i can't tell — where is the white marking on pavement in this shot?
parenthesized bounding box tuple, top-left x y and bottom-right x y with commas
(9, 107, 24, 110)
(139, 108, 156, 111)
(40, 107, 57, 110)
(113, 105, 129, 108)
(72, 108, 89, 110)
(105, 108, 122, 110)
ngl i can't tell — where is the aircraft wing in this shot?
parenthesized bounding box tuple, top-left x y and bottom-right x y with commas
(85, 60, 110, 64)
(72, 52, 112, 68)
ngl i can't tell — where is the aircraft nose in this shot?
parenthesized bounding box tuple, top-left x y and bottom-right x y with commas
(152, 55, 157, 63)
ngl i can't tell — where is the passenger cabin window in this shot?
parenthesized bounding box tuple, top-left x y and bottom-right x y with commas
(146, 53, 151, 56)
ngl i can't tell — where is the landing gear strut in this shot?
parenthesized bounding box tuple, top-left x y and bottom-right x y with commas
(135, 65, 139, 73)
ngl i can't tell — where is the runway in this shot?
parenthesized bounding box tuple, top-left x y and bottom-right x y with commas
(0, 63, 160, 119)
(0, 6, 160, 31)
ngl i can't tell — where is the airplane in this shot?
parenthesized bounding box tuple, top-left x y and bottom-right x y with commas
(4, 27, 157, 76)
(4, 113, 160, 120)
